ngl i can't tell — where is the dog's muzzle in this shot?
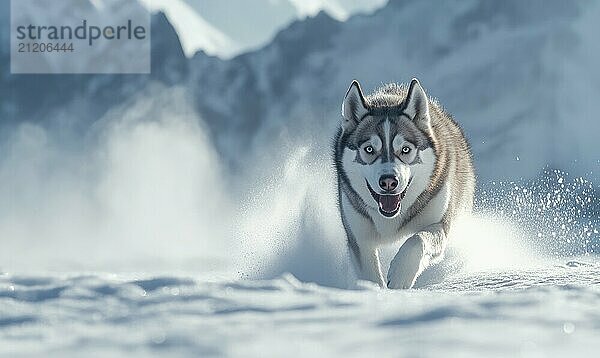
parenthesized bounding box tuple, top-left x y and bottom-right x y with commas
(366, 178, 412, 218)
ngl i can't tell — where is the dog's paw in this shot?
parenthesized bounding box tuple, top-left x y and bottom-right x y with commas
(387, 237, 425, 289)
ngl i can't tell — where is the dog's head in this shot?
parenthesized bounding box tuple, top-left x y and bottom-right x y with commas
(338, 79, 436, 219)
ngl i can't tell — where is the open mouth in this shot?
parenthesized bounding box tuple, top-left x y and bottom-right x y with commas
(366, 178, 411, 218)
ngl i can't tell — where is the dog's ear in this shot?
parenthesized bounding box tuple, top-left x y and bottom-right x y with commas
(341, 80, 368, 132)
(404, 78, 431, 133)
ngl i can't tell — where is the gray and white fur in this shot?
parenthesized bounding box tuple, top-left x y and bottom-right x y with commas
(334, 79, 475, 289)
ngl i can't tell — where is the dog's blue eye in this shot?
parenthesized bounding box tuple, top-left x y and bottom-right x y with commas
(401, 146, 411, 154)
(364, 145, 374, 154)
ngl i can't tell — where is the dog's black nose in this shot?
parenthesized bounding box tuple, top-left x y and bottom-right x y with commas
(379, 175, 398, 192)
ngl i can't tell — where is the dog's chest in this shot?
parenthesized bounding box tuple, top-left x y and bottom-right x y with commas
(370, 210, 406, 242)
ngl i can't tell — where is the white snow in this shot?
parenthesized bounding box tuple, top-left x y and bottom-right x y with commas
(139, 0, 387, 58)
(138, 0, 237, 57)
(1, 259, 598, 357)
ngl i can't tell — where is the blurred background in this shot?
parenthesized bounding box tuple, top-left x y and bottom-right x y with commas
(0, 0, 598, 275)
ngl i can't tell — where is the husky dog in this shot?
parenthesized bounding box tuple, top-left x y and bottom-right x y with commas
(334, 79, 475, 289)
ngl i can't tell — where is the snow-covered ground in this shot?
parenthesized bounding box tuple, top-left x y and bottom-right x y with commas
(1, 257, 598, 357)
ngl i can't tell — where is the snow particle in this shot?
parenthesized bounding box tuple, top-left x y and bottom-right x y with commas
(151, 332, 167, 345)
(562, 322, 575, 334)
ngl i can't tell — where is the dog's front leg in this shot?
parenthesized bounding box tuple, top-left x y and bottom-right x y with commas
(342, 194, 386, 287)
(387, 223, 446, 289)
(357, 246, 386, 287)
(348, 236, 386, 287)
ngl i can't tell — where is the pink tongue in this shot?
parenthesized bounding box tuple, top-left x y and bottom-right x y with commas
(379, 194, 401, 213)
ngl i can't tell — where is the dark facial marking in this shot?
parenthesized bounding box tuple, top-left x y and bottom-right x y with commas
(343, 111, 432, 167)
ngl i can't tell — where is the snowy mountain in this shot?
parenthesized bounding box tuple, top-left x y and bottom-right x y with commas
(139, 0, 387, 57)
(138, 0, 237, 57)
(1, 0, 599, 183)
(187, 0, 600, 182)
